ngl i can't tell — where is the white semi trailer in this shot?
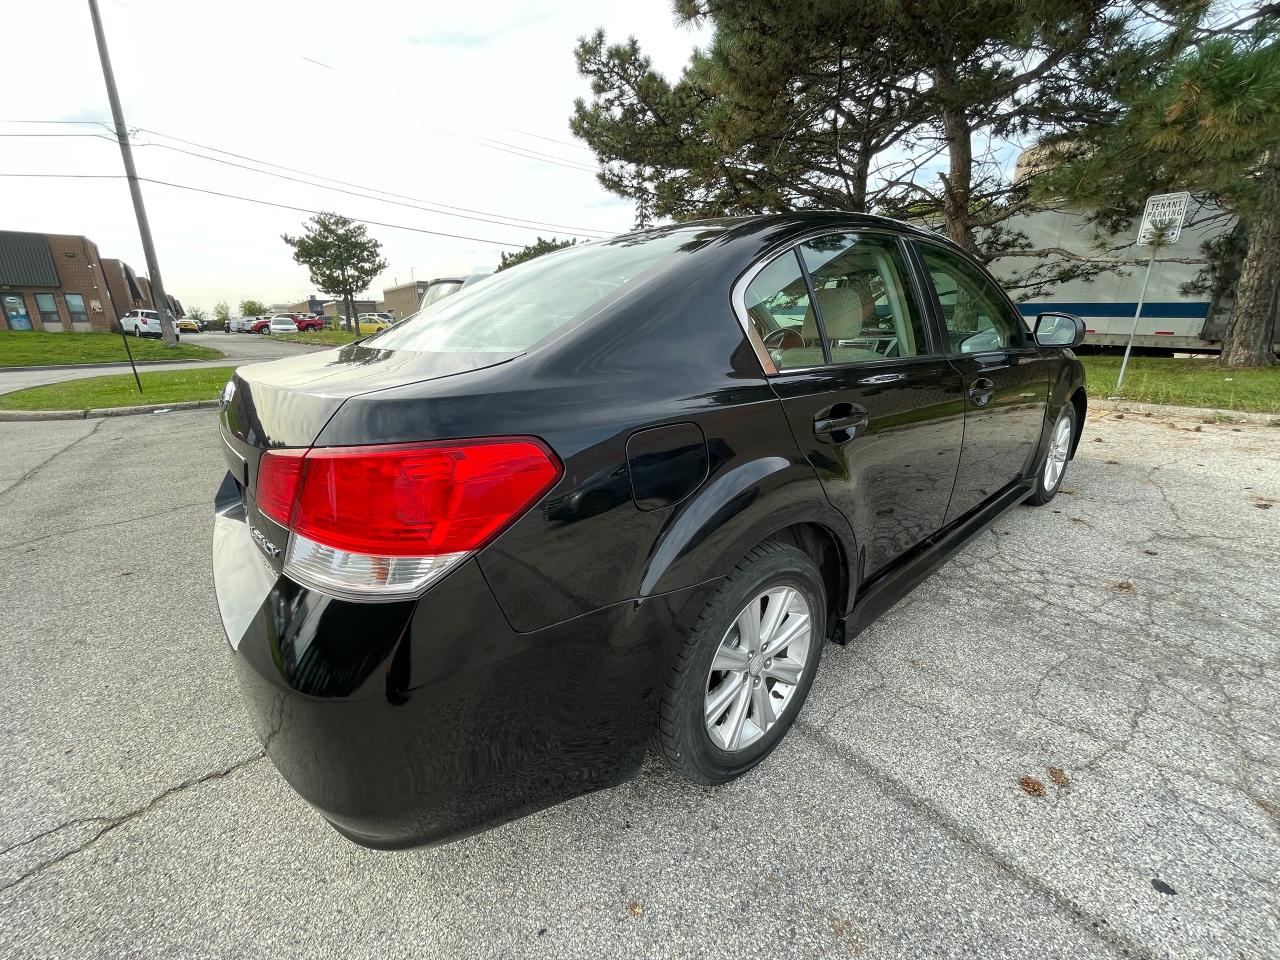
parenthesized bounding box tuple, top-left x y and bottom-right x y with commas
(990, 207, 1278, 354)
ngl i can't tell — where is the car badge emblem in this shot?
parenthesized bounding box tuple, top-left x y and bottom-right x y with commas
(220, 379, 236, 409)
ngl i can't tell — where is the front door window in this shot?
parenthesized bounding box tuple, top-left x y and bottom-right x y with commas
(917, 244, 1025, 353)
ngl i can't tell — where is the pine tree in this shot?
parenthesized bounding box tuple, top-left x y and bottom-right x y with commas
(282, 213, 388, 332)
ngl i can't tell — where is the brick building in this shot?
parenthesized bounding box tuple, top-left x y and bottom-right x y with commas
(0, 230, 184, 333)
(379, 280, 430, 320)
(321, 299, 378, 321)
(100, 258, 151, 315)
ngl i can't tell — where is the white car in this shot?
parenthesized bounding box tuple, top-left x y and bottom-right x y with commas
(120, 309, 173, 339)
(267, 315, 299, 335)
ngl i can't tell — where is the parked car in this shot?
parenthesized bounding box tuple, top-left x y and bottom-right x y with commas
(416, 273, 492, 312)
(247, 316, 272, 335)
(213, 212, 1086, 850)
(119, 309, 176, 339)
(267, 315, 301, 335)
(175, 317, 200, 333)
(293, 314, 325, 332)
(224, 316, 243, 333)
(356, 314, 392, 334)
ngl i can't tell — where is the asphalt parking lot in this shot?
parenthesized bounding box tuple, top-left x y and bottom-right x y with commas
(0, 406, 1276, 959)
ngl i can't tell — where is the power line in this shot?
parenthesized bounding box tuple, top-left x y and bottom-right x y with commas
(496, 124, 596, 154)
(130, 125, 608, 232)
(130, 139, 610, 238)
(0, 173, 528, 247)
(2, 118, 615, 236)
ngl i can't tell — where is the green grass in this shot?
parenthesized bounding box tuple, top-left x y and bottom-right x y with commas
(272, 329, 363, 346)
(1080, 355, 1280, 413)
(0, 331, 223, 367)
(0, 366, 237, 411)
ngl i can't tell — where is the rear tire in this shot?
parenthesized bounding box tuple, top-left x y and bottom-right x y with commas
(1027, 404, 1076, 506)
(655, 541, 825, 785)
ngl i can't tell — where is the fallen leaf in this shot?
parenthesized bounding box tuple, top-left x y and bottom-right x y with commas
(1112, 580, 1135, 592)
(1092, 437, 1104, 443)
(1018, 776, 1047, 797)
(1193, 425, 1203, 432)
(1048, 767, 1070, 786)
(1115, 413, 1125, 420)
(905, 657, 922, 669)
(1256, 503, 1272, 510)
(1070, 517, 1088, 524)
(628, 901, 644, 918)
(1143, 549, 1158, 556)
(1105, 459, 1119, 465)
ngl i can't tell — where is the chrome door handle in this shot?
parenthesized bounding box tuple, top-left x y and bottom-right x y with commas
(967, 377, 995, 407)
(813, 404, 869, 439)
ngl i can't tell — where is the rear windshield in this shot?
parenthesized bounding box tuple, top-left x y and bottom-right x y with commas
(370, 228, 721, 354)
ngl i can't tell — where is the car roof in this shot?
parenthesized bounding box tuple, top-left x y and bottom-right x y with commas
(607, 211, 950, 248)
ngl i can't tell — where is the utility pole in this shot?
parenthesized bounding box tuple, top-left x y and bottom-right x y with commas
(87, 0, 178, 346)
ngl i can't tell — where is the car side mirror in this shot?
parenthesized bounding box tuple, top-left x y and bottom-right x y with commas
(1034, 312, 1085, 349)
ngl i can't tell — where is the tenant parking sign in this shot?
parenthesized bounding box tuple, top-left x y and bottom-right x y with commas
(1137, 191, 1190, 245)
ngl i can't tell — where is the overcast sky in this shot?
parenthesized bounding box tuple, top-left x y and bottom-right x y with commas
(3, 1, 710, 311)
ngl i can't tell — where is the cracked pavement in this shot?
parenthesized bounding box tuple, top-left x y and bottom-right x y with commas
(0, 407, 1276, 959)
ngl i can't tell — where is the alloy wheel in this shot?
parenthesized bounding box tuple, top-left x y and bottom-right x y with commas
(704, 586, 812, 752)
(1044, 415, 1072, 491)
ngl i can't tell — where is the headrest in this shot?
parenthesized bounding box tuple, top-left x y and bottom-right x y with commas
(801, 286, 864, 342)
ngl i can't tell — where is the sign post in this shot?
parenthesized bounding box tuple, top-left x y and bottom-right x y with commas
(1115, 191, 1190, 392)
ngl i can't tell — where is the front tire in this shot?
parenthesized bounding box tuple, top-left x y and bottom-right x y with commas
(1027, 404, 1076, 506)
(655, 541, 826, 785)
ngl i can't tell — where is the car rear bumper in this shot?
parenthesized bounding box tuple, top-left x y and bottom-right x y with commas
(212, 471, 710, 848)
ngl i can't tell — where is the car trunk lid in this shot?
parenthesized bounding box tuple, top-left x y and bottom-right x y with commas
(218, 342, 520, 567)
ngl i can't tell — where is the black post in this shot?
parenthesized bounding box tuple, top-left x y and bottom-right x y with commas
(118, 326, 143, 393)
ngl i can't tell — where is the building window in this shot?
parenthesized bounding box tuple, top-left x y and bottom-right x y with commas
(2, 294, 33, 331)
(34, 293, 60, 326)
(64, 293, 89, 325)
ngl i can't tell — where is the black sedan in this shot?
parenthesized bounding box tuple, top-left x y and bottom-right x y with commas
(212, 212, 1086, 848)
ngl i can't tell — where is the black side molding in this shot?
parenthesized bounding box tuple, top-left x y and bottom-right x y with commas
(843, 480, 1034, 641)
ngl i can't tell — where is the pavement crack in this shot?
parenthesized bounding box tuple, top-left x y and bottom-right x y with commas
(0, 419, 104, 501)
(0, 750, 266, 895)
(795, 719, 1159, 960)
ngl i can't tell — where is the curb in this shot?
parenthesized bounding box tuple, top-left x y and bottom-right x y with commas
(0, 400, 220, 422)
(1, 358, 219, 373)
(1093, 399, 1279, 425)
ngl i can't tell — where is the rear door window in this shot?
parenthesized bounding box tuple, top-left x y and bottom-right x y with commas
(798, 233, 931, 362)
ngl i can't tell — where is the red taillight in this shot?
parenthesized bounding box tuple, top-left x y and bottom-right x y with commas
(257, 448, 305, 526)
(256, 439, 561, 598)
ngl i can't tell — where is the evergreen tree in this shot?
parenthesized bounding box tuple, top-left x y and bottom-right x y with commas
(571, 1, 1206, 296)
(497, 237, 577, 271)
(282, 213, 388, 331)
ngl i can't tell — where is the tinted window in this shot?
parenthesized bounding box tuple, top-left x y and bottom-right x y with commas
(376, 228, 719, 354)
(742, 250, 818, 371)
(64, 294, 88, 324)
(34, 293, 60, 324)
(799, 234, 931, 362)
(918, 244, 1024, 352)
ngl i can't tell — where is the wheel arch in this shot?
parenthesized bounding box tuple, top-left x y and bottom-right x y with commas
(1069, 387, 1087, 456)
(637, 455, 858, 645)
